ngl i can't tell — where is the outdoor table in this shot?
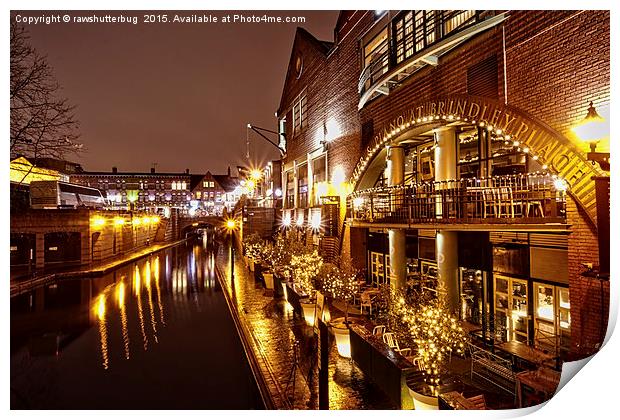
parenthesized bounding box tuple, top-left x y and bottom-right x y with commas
(496, 341, 556, 369)
(515, 367, 560, 407)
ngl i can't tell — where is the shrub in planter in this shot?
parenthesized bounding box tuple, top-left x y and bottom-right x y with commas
(376, 287, 469, 387)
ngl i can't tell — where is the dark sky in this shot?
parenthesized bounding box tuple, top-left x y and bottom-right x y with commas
(15, 10, 339, 174)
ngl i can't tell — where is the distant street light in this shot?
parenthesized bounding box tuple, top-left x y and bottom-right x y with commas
(225, 219, 237, 280)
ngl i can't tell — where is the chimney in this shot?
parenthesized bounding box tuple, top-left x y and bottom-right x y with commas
(227, 166, 231, 176)
(151, 167, 155, 174)
(112, 166, 118, 173)
(185, 168, 190, 174)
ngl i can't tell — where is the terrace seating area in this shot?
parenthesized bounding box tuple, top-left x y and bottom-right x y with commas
(348, 174, 566, 225)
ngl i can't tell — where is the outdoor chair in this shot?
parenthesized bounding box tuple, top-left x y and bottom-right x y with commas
(360, 293, 375, 315)
(372, 325, 386, 337)
(382, 332, 411, 357)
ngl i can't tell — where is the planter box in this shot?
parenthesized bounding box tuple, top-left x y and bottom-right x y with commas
(263, 272, 274, 290)
(350, 325, 415, 409)
(253, 263, 263, 283)
(274, 275, 285, 298)
(285, 283, 307, 315)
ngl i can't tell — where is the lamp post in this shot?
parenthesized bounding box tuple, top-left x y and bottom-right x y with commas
(226, 219, 236, 280)
(572, 101, 610, 277)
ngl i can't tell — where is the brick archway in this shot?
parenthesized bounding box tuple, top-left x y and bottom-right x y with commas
(351, 95, 604, 224)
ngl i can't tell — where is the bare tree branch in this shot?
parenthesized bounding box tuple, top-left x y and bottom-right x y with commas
(10, 21, 82, 161)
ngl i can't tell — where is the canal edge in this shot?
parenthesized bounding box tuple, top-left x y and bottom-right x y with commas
(214, 264, 290, 410)
(10, 239, 188, 298)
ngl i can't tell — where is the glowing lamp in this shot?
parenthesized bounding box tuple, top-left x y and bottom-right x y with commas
(310, 212, 322, 230)
(282, 214, 292, 227)
(142, 216, 151, 225)
(250, 169, 262, 180)
(331, 166, 346, 185)
(331, 322, 351, 358)
(353, 196, 365, 209)
(247, 179, 256, 189)
(226, 219, 236, 230)
(296, 214, 304, 227)
(572, 102, 608, 152)
(132, 217, 142, 226)
(114, 217, 126, 226)
(300, 301, 316, 326)
(274, 188, 283, 197)
(91, 216, 106, 228)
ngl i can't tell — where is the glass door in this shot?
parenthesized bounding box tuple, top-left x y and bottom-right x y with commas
(534, 283, 571, 354)
(369, 251, 386, 287)
(494, 274, 530, 343)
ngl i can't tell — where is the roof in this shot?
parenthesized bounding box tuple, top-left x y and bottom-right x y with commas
(213, 174, 239, 192)
(277, 27, 334, 115)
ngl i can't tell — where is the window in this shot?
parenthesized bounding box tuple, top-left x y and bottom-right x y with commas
(393, 11, 414, 64)
(285, 171, 295, 208)
(534, 283, 570, 354)
(458, 128, 481, 179)
(292, 94, 307, 135)
(362, 27, 389, 91)
(203, 181, 208, 188)
(297, 163, 308, 208)
(196, 191, 202, 199)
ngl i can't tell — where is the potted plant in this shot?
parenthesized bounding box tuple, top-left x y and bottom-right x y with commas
(320, 258, 361, 358)
(259, 241, 275, 290)
(290, 249, 323, 326)
(378, 288, 469, 409)
(242, 233, 262, 272)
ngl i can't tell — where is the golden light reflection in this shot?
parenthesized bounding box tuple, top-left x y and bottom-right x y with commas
(116, 281, 131, 360)
(94, 294, 109, 370)
(134, 265, 149, 350)
(153, 256, 166, 326)
(144, 261, 159, 344)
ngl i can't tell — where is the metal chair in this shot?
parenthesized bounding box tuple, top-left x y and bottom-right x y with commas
(372, 325, 386, 337)
(360, 292, 375, 315)
(382, 332, 411, 356)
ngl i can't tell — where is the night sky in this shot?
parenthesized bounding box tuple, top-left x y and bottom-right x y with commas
(13, 10, 339, 174)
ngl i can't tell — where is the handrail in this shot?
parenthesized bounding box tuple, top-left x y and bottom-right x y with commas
(348, 174, 567, 224)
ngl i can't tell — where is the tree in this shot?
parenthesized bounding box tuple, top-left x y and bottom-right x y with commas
(10, 22, 81, 164)
(319, 257, 360, 324)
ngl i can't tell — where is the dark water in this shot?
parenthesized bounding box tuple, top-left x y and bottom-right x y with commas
(10, 235, 263, 409)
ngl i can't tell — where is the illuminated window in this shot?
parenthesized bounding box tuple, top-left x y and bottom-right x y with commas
(181, 181, 187, 190)
(196, 191, 202, 199)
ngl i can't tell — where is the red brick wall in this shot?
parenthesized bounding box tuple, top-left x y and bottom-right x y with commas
(278, 10, 609, 358)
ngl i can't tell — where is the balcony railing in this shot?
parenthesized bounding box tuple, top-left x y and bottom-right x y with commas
(358, 11, 506, 108)
(347, 174, 567, 225)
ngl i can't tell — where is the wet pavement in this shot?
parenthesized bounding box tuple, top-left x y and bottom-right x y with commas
(216, 243, 395, 410)
(10, 237, 263, 409)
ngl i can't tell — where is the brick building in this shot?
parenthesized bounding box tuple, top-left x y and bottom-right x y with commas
(70, 167, 193, 215)
(275, 10, 609, 360)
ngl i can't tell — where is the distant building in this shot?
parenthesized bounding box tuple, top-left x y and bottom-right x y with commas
(70, 166, 241, 216)
(189, 168, 242, 216)
(70, 167, 193, 215)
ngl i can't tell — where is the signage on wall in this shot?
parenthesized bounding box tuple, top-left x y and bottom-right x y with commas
(351, 95, 603, 224)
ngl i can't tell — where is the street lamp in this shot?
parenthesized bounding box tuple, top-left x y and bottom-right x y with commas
(225, 219, 237, 280)
(572, 101, 610, 277)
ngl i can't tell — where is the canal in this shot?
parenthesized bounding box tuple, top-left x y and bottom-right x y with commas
(10, 235, 264, 409)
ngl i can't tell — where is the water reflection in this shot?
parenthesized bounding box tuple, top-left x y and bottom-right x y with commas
(116, 281, 131, 360)
(134, 265, 149, 351)
(144, 261, 159, 344)
(94, 294, 109, 370)
(11, 235, 264, 409)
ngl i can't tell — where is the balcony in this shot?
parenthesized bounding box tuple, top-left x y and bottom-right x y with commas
(358, 11, 508, 109)
(347, 174, 567, 228)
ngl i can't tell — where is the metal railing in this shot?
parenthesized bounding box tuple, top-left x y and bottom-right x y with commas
(348, 174, 567, 225)
(359, 10, 488, 96)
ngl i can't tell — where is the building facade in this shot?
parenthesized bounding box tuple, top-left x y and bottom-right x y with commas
(70, 167, 193, 215)
(275, 10, 610, 360)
